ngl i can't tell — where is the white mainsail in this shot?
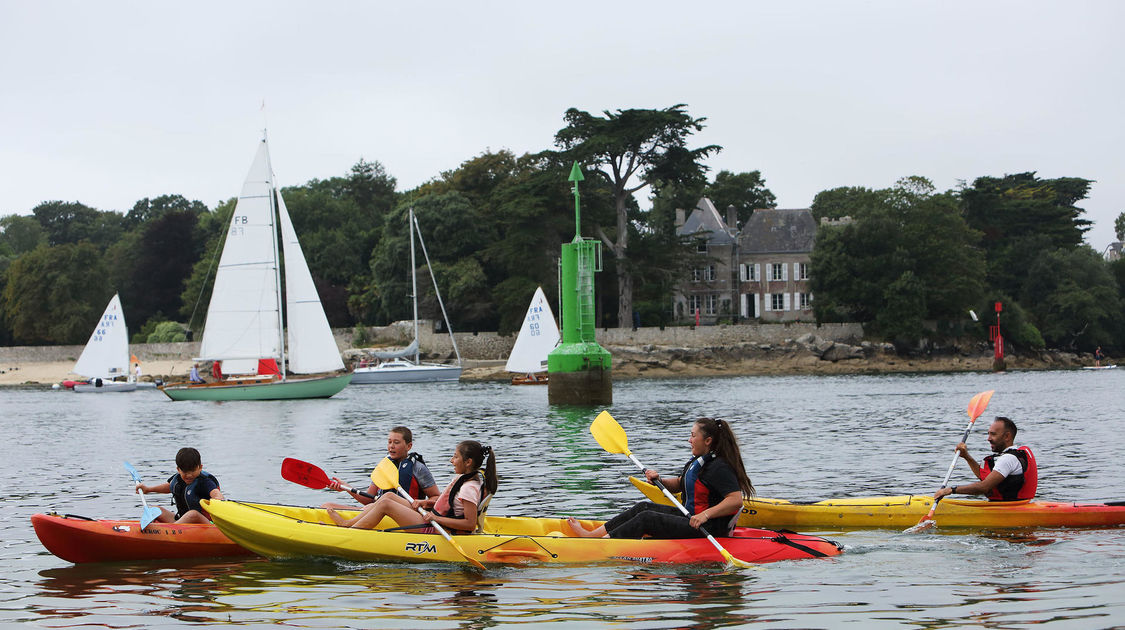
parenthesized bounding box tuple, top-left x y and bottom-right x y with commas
(278, 192, 344, 373)
(73, 293, 131, 379)
(198, 140, 282, 363)
(505, 286, 559, 373)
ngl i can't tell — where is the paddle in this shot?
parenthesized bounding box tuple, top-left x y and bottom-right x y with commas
(589, 410, 752, 569)
(906, 390, 995, 533)
(370, 457, 486, 570)
(123, 461, 162, 528)
(281, 457, 375, 499)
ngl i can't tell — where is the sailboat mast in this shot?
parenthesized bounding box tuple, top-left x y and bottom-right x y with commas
(264, 136, 287, 380)
(409, 207, 420, 365)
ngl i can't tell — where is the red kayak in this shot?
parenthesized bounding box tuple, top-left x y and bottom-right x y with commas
(31, 512, 255, 563)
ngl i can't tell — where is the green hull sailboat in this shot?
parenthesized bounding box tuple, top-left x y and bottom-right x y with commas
(162, 134, 349, 402)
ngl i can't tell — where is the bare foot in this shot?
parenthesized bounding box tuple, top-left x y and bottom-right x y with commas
(326, 507, 349, 527)
(565, 516, 600, 538)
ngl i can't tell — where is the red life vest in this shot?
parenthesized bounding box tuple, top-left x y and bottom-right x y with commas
(979, 446, 1037, 501)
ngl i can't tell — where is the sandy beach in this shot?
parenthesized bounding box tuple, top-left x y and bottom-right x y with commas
(0, 346, 1093, 387)
(0, 360, 191, 387)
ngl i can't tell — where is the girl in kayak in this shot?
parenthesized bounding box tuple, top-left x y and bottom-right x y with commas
(327, 440, 497, 534)
(567, 418, 754, 539)
(321, 426, 439, 509)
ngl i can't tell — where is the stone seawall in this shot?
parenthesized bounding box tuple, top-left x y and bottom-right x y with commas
(0, 322, 865, 363)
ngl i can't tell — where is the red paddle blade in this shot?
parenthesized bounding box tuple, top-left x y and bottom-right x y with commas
(967, 390, 994, 421)
(281, 458, 332, 490)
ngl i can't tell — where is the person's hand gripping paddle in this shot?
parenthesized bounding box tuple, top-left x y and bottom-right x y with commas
(123, 461, 163, 529)
(371, 457, 486, 570)
(906, 390, 995, 533)
(589, 410, 752, 569)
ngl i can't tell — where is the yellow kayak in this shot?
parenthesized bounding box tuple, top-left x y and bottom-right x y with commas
(628, 477, 1125, 529)
(203, 499, 841, 566)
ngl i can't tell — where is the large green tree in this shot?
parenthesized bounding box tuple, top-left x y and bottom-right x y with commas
(32, 201, 125, 250)
(0, 215, 47, 256)
(3, 242, 111, 344)
(552, 104, 720, 326)
(1020, 246, 1121, 350)
(810, 177, 987, 343)
(702, 170, 776, 227)
(961, 172, 1092, 297)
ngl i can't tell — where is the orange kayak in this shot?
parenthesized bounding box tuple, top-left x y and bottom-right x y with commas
(31, 512, 255, 563)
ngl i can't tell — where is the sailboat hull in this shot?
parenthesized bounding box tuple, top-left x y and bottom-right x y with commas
(351, 362, 461, 384)
(73, 381, 138, 393)
(161, 373, 353, 401)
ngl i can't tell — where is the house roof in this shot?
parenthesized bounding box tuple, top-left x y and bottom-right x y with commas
(676, 198, 735, 245)
(739, 208, 816, 254)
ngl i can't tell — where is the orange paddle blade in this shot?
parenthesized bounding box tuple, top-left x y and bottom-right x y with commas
(967, 390, 994, 421)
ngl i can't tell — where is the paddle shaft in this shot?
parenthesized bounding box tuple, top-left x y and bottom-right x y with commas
(922, 416, 980, 520)
(625, 453, 745, 566)
(393, 486, 485, 569)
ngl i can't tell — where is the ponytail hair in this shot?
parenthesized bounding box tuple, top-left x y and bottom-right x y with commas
(695, 418, 754, 497)
(457, 440, 498, 497)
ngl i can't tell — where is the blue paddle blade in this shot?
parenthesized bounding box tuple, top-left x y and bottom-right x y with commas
(140, 505, 161, 529)
(123, 461, 142, 483)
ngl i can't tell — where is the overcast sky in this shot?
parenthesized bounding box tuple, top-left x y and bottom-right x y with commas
(2, 1, 1122, 249)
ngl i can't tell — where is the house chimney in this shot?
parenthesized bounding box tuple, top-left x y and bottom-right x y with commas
(726, 205, 738, 229)
(675, 208, 685, 227)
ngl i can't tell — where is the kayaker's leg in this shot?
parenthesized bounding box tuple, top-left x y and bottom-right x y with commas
(607, 504, 702, 539)
(154, 506, 177, 523)
(175, 510, 212, 524)
(565, 517, 606, 538)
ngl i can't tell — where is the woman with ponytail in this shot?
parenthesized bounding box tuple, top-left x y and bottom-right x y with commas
(567, 418, 753, 539)
(328, 440, 497, 534)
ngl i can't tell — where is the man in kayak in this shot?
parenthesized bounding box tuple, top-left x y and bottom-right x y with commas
(321, 426, 439, 509)
(135, 447, 225, 523)
(933, 416, 1038, 502)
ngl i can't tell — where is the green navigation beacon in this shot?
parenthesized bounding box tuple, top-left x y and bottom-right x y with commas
(547, 162, 613, 405)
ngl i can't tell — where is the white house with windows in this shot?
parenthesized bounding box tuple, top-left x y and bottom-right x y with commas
(736, 208, 816, 322)
(673, 200, 816, 324)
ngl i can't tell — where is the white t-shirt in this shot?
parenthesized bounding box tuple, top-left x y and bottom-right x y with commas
(991, 452, 1024, 478)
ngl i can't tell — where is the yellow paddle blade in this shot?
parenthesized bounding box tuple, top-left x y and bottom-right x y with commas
(369, 457, 400, 490)
(590, 410, 630, 456)
(967, 390, 994, 420)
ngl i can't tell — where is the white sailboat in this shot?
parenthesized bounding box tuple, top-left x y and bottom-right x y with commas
(352, 208, 462, 384)
(161, 135, 352, 401)
(70, 293, 137, 393)
(506, 286, 559, 385)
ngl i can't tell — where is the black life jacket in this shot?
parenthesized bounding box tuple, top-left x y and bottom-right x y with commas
(168, 471, 220, 517)
(980, 446, 1037, 501)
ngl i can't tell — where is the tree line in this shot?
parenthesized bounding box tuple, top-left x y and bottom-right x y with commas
(1, 104, 1122, 354)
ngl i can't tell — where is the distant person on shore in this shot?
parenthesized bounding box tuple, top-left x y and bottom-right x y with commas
(134, 362, 142, 382)
(566, 418, 754, 539)
(933, 416, 1037, 502)
(1094, 346, 1104, 367)
(135, 447, 224, 523)
(327, 440, 496, 534)
(321, 426, 439, 509)
(189, 364, 204, 383)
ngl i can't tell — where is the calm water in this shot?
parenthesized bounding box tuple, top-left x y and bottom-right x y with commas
(2, 370, 1124, 628)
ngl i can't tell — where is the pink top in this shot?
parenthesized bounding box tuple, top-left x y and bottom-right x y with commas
(432, 476, 483, 518)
